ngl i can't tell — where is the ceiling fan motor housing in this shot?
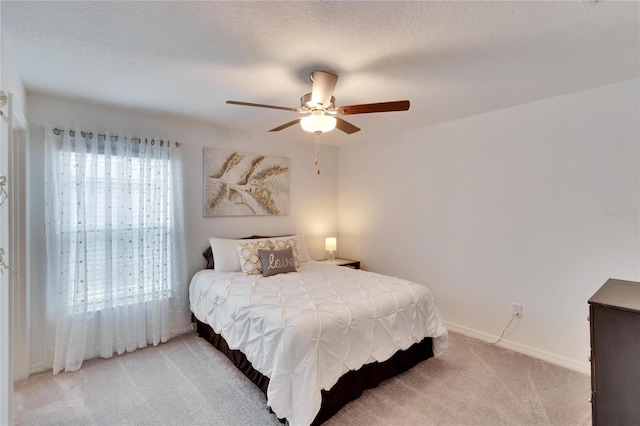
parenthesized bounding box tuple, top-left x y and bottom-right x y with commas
(301, 93, 335, 111)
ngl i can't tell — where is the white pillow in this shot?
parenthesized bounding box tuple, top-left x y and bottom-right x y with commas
(209, 237, 244, 272)
(295, 234, 311, 262)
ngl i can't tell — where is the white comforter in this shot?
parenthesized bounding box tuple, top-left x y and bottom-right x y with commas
(189, 261, 448, 426)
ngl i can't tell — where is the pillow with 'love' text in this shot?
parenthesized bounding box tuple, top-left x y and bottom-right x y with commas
(258, 247, 297, 277)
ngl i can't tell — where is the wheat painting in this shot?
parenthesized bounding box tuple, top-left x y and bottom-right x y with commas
(203, 148, 290, 216)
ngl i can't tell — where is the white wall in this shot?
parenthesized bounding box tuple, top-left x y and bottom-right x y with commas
(1, 37, 26, 117)
(27, 93, 339, 372)
(338, 79, 640, 373)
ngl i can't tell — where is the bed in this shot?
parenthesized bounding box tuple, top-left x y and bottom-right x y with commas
(189, 235, 448, 426)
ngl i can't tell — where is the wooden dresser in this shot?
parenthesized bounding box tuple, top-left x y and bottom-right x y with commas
(588, 279, 640, 425)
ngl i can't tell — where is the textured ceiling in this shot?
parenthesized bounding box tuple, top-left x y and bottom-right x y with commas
(2, 1, 639, 145)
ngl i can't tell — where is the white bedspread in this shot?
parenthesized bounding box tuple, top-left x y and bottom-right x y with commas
(189, 261, 448, 426)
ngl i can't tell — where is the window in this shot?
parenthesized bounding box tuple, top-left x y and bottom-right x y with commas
(60, 152, 175, 310)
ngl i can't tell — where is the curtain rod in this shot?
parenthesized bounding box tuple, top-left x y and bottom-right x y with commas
(53, 128, 181, 148)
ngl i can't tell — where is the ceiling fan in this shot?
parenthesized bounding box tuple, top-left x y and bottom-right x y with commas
(226, 70, 410, 135)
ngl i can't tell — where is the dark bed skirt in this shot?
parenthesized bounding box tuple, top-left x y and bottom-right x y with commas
(195, 318, 434, 425)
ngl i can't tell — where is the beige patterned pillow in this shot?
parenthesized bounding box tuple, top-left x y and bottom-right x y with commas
(237, 240, 272, 275)
(270, 238, 301, 268)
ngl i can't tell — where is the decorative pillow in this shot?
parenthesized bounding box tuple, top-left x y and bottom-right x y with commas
(270, 238, 301, 268)
(259, 247, 297, 277)
(237, 240, 272, 275)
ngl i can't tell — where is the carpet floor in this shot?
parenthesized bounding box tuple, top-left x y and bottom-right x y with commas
(14, 331, 591, 425)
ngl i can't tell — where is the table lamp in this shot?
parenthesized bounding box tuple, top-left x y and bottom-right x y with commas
(325, 237, 337, 262)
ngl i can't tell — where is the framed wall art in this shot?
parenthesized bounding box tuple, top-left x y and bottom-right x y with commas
(203, 148, 290, 217)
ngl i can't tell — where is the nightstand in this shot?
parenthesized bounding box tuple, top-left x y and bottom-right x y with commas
(321, 258, 361, 269)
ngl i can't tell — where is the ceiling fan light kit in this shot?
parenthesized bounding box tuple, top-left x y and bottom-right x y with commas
(300, 113, 337, 133)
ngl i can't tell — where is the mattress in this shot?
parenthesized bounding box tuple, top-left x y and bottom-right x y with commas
(190, 261, 448, 426)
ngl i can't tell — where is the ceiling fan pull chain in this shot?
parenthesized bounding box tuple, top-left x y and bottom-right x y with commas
(315, 132, 320, 175)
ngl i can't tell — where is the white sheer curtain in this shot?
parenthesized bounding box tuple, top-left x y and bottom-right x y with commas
(44, 127, 190, 374)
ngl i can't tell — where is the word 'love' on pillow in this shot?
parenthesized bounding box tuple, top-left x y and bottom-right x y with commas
(258, 247, 297, 277)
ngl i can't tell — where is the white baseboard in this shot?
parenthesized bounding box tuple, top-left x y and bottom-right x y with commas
(444, 321, 590, 375)
(29, 362, 47, 376)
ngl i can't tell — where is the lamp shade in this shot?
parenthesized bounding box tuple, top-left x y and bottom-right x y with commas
(325, 237, 337, 252)
(301, 114, 337, 133)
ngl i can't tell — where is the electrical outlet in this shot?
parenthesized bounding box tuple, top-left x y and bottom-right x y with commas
(512, 303, 522, 318)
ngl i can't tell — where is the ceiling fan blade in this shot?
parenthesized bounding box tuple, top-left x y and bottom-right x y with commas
(226, 100, 300, 112)
(269, 118, 302, 132)
(310, 71, 338, 108)
(335, 117, 361, 134)
(337, 100, 410, 115)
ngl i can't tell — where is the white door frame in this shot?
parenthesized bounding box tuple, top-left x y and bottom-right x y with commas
(0, 91, 14, 426)
(1, 89, 27, 426)
(9, 96, 28, 382)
